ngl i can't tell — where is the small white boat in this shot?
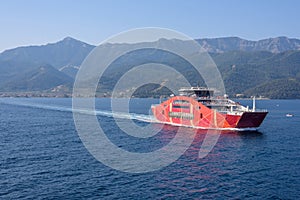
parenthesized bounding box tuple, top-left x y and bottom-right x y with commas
(286, 113, 294, 117)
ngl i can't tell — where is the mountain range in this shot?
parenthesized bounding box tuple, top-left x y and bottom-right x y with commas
(196, 36, 300, 53)
(0, 36, 300, 98)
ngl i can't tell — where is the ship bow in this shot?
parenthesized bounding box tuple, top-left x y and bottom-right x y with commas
(236, 112, 268, 128)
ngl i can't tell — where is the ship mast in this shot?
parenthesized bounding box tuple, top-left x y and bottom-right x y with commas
(252, 96, 256, 112)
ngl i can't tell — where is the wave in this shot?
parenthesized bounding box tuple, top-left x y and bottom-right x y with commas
(0, 100, 155, 123)
(1, 100, 257, 131)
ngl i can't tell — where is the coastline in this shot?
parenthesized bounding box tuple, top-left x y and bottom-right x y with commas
(0, 91, 295, 100)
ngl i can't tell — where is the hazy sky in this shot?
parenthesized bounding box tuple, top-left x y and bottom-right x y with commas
(1, 0, 299, 52)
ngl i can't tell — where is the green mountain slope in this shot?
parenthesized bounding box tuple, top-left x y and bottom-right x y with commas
(244, 79, 300, 99)
(1, 64, 73, 91)
(210, 50, 300, 98)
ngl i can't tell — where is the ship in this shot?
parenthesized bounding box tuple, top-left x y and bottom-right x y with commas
(151, 87, 268, 130)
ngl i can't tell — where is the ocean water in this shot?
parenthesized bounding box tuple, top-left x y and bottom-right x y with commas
(0, 98, 299, 199)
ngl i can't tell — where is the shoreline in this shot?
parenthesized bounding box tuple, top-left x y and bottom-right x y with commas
(1, 95, 299, 100)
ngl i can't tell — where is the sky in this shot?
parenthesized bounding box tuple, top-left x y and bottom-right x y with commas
(0, 0, 299, 52)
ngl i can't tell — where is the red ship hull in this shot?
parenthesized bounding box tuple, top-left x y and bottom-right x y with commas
(151, 96, 267, 130)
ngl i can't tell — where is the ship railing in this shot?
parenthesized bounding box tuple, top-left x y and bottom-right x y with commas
(219, 110, 244, 115)
(179, 87, 212, 90)
(251, 108, 268, 112)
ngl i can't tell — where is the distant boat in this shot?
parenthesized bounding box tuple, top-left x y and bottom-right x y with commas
(286, 113, 294, 117)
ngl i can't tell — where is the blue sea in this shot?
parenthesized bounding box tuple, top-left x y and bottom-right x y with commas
(0, 98, 299, 199)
